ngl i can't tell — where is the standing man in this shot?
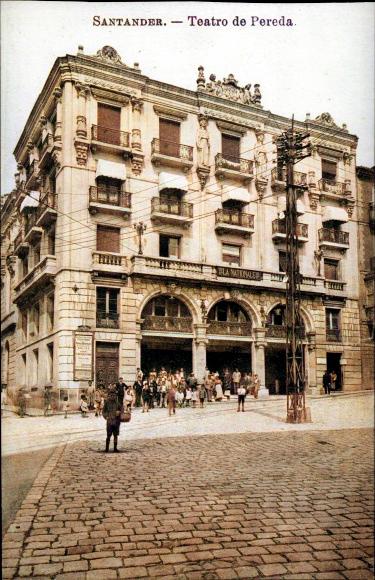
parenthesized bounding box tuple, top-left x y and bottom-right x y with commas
(43, 386, 52, 417)
(330, 370, 337, 392)
(116, 377, 126, 407)
(323, 370, 331, 395)
(103, 385, 123, 453)
(232, 368, 241, 395)
(237, 384, 246, 412)
(167, 383, 177, 416)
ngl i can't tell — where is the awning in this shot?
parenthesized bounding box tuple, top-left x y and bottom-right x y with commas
(278, 197, 305, 216)
(222, 187, 250, 205)
(159, 171, 188, 192)
(96, 159, 126, 181)
(20, 191, 40, 212)
(322, 206, 348, 223)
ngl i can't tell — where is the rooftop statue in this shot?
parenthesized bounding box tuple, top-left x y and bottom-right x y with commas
(196, 66, 262, 106)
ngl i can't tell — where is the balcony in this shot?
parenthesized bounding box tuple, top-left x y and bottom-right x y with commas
(89, 186, 131, 219)
(38, 132, 54, 169)
(14, 256, 57, 304)
(324, 281, 346, 296)
(266, 324, 306, 340)
(151, 197, 193, 227)
(96, 311, 119, 329)
(318, 178, 350, 198)
(142, 315, 193, 333)
(14, 230, 29, 257)
(36, 191, 57, 227)
(92, 251, 128, 278)
(151, 138, 193, 170)
(215, 209, 254, 237)
(272, 219, 309, 244)
(91, 125, 131, 156)
(318, 228, 349, 250)
(326, 328, 341, 342)
(207, 320, 252, 336)
(215, 153, 253, 183)
(25, 160, 40, 189)
(271, 168, 307, 193)
(24, 211, 43, 244)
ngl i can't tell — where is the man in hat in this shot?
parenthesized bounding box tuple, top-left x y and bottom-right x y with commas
(103, 384, 123, 453)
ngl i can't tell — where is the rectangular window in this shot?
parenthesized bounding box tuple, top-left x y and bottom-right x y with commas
(21, 311, 28, 340)
(324, 259, 339, 280)
(96, 288, 119, 328)
(326, 309, 341, 341)
(222, 243, 241, 266)
(30, 303, 40, 336)
(33, 242, 41, 266)
(48, 227, 56, 255)
(97, 225, 120, 253)
(32, 349, 39, 385)
(96, 177, 122, 205)
(322, 159, 337, 181)
(22, 255, 28, 278)
(97, 103, 121, 144)
(21, 353, 27, 386)
(47, 294, 54, 331)
(47, 343, 54, 382)
(159, 119, 180, 157)
(222, 134, 241, 163)
(279, 251, 287, 273)
(159, 235, 180, 259)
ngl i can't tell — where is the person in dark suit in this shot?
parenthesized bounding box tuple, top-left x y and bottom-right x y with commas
(115, 377, 126, 406)
(323, 370, 331, 395)
(103, 385, 123, 453)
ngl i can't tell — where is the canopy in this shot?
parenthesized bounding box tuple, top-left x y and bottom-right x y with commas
(159, 171, 188, 192)
(20, 190, 40, 212)
(96, 159, 126, 181)
(322, 206, 348, 223)
(278, 197, 305, 216)
(221, 187, 250, 205)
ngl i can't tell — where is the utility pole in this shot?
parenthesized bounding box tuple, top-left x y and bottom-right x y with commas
(276, 117, 312, 423)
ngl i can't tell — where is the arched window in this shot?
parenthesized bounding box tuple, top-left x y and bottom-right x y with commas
(141, 295, 192, 332)
(266, 305, 305, 339)
(207, 301, 251, 336)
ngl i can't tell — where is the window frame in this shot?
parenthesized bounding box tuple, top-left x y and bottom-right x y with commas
(222, 243, 242, 267)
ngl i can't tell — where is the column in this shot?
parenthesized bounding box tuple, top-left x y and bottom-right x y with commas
(306, 332, 318, 395)
(193, 322, 208, 383)
(254, 327, 269, 398)
(53, 88, 63, 143)
(75, 82, 87, 138)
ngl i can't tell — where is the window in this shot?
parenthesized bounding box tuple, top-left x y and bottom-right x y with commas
(97, 225, 120, 253)
(30, 303, 40, 336)
(21, 311, 28, 339)
(21, 353, 27, 386)
(159, 119, 180, 157)
(160, 192, 181, 215)
(21, 255, 28, 278)
(48, 227, 55, 255)
(96, 287, 119, 328)
(222, 134, 240, 163)
(322, 159, 337, 181)
(279, 251, 287, 273)
(159, 235, 180, 259)
(47, 343, 54, 382)
(269, 306, 285, 326)
(324, 259, 339, 280)
(96, 177, 122, 205)
(222, 243, 241, 266)
(326, 308, 341, 341)
(47, 294, 54, 331)
(32, 349, 39, 385)
(33, 242, 41, 266)
(97, 103, 121, 144)
(143, 295, 191, 318)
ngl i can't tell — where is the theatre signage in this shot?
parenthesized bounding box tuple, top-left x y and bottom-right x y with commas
(216, 266, 263, 281)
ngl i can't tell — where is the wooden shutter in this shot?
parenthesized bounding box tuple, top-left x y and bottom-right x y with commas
(322, 159, 337, 180)
(159, 119, 180, 157)
(97, 225, 120, 253)
(222, 134, 240, 162)
(97, 104, 121, 145)
(324, 260, 338, 280)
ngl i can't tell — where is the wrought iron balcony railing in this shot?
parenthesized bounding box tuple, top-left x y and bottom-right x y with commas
(318, 178, 348, 195)
(91, 125, 130, 148)
(215, 153, 253, 175)
(319, 228, 349, 245)
(207, 320, 253, 336)
(215, 208, 254, 229)
(271, 167, 307, 187)
(24, 211, 38, 235)
(266, 324, 306, 339)
(96, 311, 120, 329)
(151, 196, 193, 218)
(89, 186, 131, 208)
(142, 315, 193, 332)
(272, 219, 309, 237)
(326, 328, 341, 342)
(151, 138, 193, 161)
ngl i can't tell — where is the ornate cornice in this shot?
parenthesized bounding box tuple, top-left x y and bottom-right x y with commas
(153, 105, 188, 121)
(90, 86, 130, 105)
(215, 120, 248, 136)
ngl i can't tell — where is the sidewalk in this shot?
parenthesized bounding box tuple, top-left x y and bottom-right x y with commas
(2, 391, 373, 457)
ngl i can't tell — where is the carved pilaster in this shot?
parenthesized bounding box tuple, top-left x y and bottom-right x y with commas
(75, 82, 88, 138)
(131, 128, 142, 151)
(53, 88, 63, 142)
(255, 178, 267, 198)
(74, 140, 90, 166)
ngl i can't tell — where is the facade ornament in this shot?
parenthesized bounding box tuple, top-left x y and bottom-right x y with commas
(343, 151, 353, 166)
(314, 112, 340, 129)
(309, 193, 319, 210)
(197, 66, 262, 106)
(255, 130, 265, 145)
(255, 178, 268, 198)
(74, 141, 89, 166)
(131, 97, 143, 113)
(53, 87, 62, 102)
(200, 299, 208, 322)
(39, 115, 47, 128)
(131, 128, 142, 152)
(26, 140, 34, 153)
(314, 249, 323, 277)
(196, 166, 210, 190)
(6, 255, 16, 277)
(131, 153, 144, 176)
(76, 115, 87, 138)
(196, 114, 210, 167)
(96, 45, 122, 64)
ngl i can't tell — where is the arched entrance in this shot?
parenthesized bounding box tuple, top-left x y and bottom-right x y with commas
(206, 300, 253, 390)
(265, 304, 306, 394)
(140, 294, 193, 375)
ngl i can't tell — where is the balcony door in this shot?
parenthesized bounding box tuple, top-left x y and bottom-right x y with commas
(97, 103, 121, 145)
(222, 134, 240, 163)
(95, 342, 119, 387)
(159, 119, 180, 157)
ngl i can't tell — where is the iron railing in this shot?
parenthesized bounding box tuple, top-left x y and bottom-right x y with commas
(271, 167, 307, 186)
(96, 312, 120, 329)
(318, 178, 347, 195)
(319, 228, 349, 245)
(266, 324, 305, 339)
(215, 208, 254, 228)
(142, 315, 193, 332)
(91, 125, 130, 147)
(89, 186, 131, 208)
(272, 219, 308, 237)
(151, 196, 193, 218)
(215, 153, 253, 175)
(36, 191, 57, 219)
(151, 138, 193, 161)
(326, 328, 341, 342)
(207, 320, 252, 336)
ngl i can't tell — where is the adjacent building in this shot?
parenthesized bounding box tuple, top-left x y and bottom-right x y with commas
(1, 45, 373, 410)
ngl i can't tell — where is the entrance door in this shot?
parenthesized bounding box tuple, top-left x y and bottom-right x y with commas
(326, 352, 342, 391)
(95, 342, 119, 387)
(265, 346, 287, 394)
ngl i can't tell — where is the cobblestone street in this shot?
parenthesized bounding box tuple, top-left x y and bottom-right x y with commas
(2, 426, 374, 580)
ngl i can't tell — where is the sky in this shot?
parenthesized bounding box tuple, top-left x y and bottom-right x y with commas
(1, 2, 374, 194)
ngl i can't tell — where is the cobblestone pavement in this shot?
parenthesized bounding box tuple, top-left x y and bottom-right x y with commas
(2, 428, 374, 579)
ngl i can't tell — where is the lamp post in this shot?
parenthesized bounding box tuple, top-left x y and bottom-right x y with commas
(134, 222, 147, 255)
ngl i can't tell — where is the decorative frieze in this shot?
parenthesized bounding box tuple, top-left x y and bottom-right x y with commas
(197, 66, 262, 106)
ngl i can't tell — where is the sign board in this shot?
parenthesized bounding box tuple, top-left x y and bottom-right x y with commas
(74, 331, 94, 381)
(216, 266, 262, 281)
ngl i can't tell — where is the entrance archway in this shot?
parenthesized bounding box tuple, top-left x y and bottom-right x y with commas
(140, 294, 193, 375)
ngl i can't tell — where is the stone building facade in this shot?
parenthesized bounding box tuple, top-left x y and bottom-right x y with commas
(1, 45, 371, 409)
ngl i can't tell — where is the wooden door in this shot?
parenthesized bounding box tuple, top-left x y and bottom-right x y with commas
(95, 342, 119, 387)
(159, 119, 180, 157)
(97, 103, 121, 145)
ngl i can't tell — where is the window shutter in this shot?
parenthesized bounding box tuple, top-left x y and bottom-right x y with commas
(159, 119, 180, 157)
(97, 225, 120, 253)
(97, 104, 121, 145)
(324, 260, 338, 280)
(322, 160, 337, 180)
(222, 134, 240, 162)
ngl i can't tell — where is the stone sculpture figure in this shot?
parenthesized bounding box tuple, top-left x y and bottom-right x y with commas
(196, 116, 210, 167)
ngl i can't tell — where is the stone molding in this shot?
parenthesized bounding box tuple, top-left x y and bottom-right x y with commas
(153, 105, 188, 121)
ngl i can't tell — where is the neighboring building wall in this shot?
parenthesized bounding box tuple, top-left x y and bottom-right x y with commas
(2, 45, 367, 410)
